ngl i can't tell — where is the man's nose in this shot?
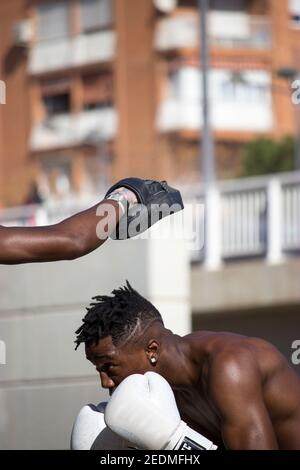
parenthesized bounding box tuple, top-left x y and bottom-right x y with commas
(99, 371, 115, 389)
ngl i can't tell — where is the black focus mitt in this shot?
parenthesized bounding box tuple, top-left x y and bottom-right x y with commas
(105, 177, 184, 240)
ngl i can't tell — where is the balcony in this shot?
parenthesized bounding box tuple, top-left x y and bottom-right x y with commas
(30, 108, 117, 151)
(209, 11, 271, 49)
(29, 31, 116, 75)
(154, 12, 271, 52)
(157, 98, 273, 133)
(154, 13, 199, 51)
(157, 68, 273, 133)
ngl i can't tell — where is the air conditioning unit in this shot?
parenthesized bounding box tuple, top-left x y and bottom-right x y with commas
(13, 20, 33, 47)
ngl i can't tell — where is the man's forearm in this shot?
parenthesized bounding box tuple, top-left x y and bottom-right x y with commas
(0, 200, 121, 264)
(0, 177, 183, 264)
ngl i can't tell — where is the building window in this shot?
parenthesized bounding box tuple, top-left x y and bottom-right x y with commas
(36, 0, 69, 41)
(43, 93, 70, 116)
(210, 0, 247, 12)
(82, 154, 111, 194)
(41, 78, 71, 117)
(79, 0, 113, 33)
(220, 71, 269, 104)
(82, 72, 113, 110)
(289, 0, 300, 27)
(40, 157, 72, 199)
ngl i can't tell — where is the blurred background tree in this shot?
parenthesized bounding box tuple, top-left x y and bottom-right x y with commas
(241, 136, 295, 177)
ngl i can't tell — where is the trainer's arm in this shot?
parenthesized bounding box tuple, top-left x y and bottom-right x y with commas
(208, 351, 279, 450)
(0, 200, 121, 264)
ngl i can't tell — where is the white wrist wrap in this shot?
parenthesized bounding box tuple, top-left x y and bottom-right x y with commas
(165, 421, 218, 451)
(105, 193, 127, 216)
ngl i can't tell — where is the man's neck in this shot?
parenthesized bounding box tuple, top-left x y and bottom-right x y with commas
(158, 329, 201, 388)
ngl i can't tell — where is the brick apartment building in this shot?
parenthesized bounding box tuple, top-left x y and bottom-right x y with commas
(0, 0, 299, 206)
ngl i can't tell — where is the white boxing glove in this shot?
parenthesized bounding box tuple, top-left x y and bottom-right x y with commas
(104, 372, 217, 451)
(71, 402, 137, 450)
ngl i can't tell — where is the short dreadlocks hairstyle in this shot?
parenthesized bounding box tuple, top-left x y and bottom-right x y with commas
(75, 281, 163, 350)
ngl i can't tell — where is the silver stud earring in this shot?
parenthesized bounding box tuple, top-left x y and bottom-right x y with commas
(150, 357, 157, 365)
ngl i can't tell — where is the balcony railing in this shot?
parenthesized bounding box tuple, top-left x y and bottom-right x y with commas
(30, 108, 117, 151)
(209, 12, 272, 49)
(0, 196, 99, 228)
(182, 171, 300, 267)
(29, 30, 116, 74)
(221, 186, 267, 258)
(157, 96, 273, 133)
(155, 12, 271, 52)
(0, 172, 299, 270)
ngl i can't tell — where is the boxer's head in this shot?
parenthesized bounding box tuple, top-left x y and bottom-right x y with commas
(75, 282, 169, 392)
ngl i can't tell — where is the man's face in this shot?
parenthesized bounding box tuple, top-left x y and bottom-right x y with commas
(85, 336, 151, 394)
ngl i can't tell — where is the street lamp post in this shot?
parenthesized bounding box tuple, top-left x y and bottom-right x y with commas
(198, 0, 215, 185)
(197, 0, 221, 270)
(277, 67, 300, 171)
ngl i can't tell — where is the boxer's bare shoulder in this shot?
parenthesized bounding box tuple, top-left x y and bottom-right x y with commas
(182, 331, 300, 449)
(184, 330, 295, 379)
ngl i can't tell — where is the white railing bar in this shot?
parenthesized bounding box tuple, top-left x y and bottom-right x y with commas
(181, 171, 300, 198)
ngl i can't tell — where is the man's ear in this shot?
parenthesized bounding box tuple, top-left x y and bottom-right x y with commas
(147, 339, 159, 351)
(146, 339, 160, 365)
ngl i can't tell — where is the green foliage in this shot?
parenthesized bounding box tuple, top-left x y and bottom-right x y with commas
(241, 136, 295, 177)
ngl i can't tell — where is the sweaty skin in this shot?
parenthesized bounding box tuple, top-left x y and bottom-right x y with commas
(85, 324, 300, 450)
(0, 200, 121, 264)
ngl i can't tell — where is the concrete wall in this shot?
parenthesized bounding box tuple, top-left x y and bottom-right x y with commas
(191, 259, 300, 313)
(192, 259, 300, 376)
(0, 235, 190, 449)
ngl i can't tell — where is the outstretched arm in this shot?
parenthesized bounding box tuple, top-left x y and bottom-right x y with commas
(0, 177, 184, 264)
(208, 350, 278, 450)
(0, 199, 121, 265)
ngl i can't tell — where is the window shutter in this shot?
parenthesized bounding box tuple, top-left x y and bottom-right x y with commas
(37, 0, 69, 41)
(80, 0, 112, 32)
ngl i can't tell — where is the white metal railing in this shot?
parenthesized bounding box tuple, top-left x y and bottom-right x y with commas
(0, 196, 99, 228)
(0, 205, 41, 227)
(155, 12, 271, 52)
(29, 30, 116, 74)
(30, 108, 117, 151)
(0, 172, 299, 270)
(154, 13, 199, 51)
(221, 187, 267, 258)
(157, 95, 273, 133)
(182, 171, 300, 268)
(209, 14, 271, 49)
(282, 182, 300, 251)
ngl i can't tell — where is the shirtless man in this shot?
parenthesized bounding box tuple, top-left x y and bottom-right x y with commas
(74, 282, 300, 450)
(0, 178, 183, 264)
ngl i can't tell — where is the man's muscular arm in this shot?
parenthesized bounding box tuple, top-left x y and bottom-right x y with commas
(0, 200, 121, 264)
(0, 178, 183, 264)
(208, 350, 278, 450)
